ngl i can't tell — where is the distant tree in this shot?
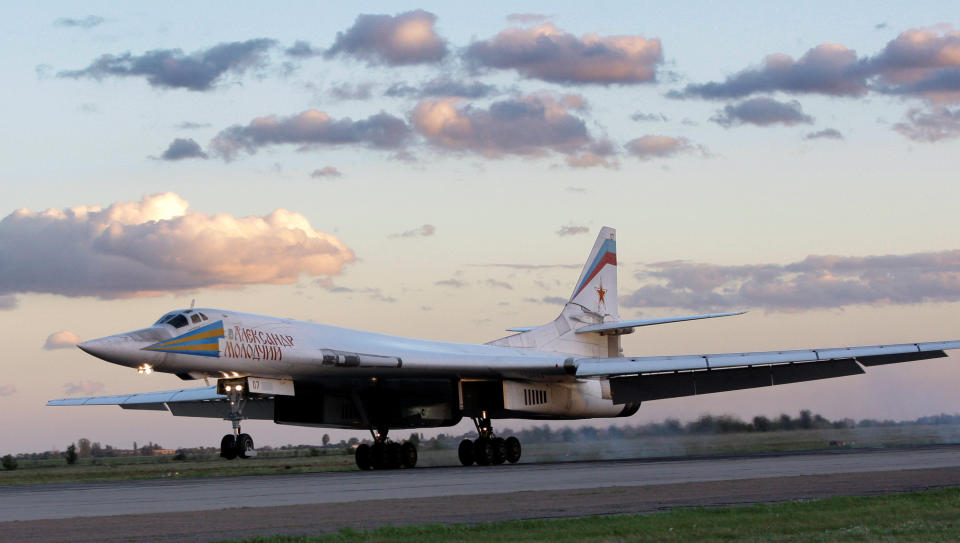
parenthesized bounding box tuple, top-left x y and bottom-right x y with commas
(309, 448, 320, 457)
(1, 454, 16, 471)
(560, 427, 575, 442)
(753, 415, 772, 432)
(322, 434, 330, 447)
(347, 437, 359, 446)
(407, 432, 419, 445)
(798, 410, 813, 430)
(77, 438, 91, 458)
(777, 414, 794, 431)
(65, 444, 78, 465)
(90, 442, 102, 457)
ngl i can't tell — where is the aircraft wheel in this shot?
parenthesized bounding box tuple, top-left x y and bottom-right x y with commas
(237, 433, 254, 459)
(458, 439, 475, 466)
(491, 437, 506, 465)
(474, 437, 493, 466)
(355, 444, 372, 470)
(401, 441, 418, 468)
(219, 434, 238, 460)
(505, 436, 522, 463)
(370, 442, 386, 470)
(386, 442, 403, 469)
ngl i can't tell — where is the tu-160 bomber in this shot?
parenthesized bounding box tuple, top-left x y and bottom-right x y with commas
(49, 227, 960, 470)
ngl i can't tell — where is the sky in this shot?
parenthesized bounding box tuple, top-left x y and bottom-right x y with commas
(1, 2, 959, 454)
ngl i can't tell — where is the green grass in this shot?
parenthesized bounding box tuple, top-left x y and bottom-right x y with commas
(224, 486, 960, 542)
(4, 424, 960, 486)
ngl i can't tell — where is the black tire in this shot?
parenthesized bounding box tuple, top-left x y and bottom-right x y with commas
(400, 442, 418, 468)
(386, 442, 402, 469)
(219, 434, 237, 460)
(237, 433, 254, 459)
(370, 442, 386, 470)
(355, 444, 372, 470)
(492, 437, 506, 465)
(505, 436, 522, 464)
(474, 437, 493, 466)
(458, 439, 475, 466)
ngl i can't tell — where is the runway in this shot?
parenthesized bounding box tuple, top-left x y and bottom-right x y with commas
(3, 445, 960, 522)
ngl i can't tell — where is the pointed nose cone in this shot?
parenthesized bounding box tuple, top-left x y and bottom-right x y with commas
(76, 335, 138, 366)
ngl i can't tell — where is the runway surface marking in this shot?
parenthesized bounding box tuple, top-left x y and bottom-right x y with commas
(2, 446, 959, 522)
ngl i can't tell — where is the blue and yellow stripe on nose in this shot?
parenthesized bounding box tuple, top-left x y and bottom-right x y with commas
(143, 320, 224, 357)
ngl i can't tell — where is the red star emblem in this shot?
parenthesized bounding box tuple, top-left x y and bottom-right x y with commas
(595, 284, 607, 309)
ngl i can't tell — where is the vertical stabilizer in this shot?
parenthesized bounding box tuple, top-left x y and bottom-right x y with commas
(487, 227, 621, 357)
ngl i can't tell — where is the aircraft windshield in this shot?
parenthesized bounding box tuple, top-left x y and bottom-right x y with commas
(154, 312, 189, 328)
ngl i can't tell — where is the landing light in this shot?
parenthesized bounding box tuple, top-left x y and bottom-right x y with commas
(137, 364, 153, 375)
(225, 385, 232, 392)
(235, 385, 243, 391)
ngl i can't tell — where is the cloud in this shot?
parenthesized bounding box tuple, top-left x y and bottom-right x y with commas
(58, 39, 275, 91)
(389, 224, 435, 238)
(44, 330, 81, 350)
(557, 225, 589, 236)
(624, 250, 960, 312)
(483, 279, 513, 290)
(315, 278, 395, 303)
(210, 110, 411, 160)
(0, 385, 15, 397)
(0, 295, 16, 310)
(175, 121, 211, 129)
(465, 23, 662, 85)
(54, 15, 104, 29)
(676, 27, 960, 104)
(525, 295, 568, 305)
(435, 278, 468, 288)
(328, 82, 373, 101)
(63, 381, 105, 396)
(325, 10, 448, 66)
(412, 93, 609, 164)
(285, 40, 322, 57)
(894, 106, 960, 142)
(385, 78, 497, 99)
(474, 263, 580, 270)
(805, 128, 844, 140)
(631, 112, 669, 122)
(710, 97, 814, 127)
(624, 135, 704, 160)
(157, 138, 208, 160)
(0, 193, 355, 298)
(311, 166, 343, 178)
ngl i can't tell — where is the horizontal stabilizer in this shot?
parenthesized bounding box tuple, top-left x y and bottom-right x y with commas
(575, 311, 745, 334)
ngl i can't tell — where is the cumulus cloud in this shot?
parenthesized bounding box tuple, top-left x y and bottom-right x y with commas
(158, 138, 208, 160)
(328, 82, 374, 101)
(710, 97, 814, 127)
(0, 385, 15, 397)
(0, 295, 16, 310)
(805, 128, 844, 140)
(412, 93, 609, 164)
(894, 106, 960, 142)
(210, 110, 411, 160)
(285, 40, 322, 57)
(54, 15, 104, 29)
(389, 224, 435, 238)
(58, 39, 275, 91)
(631, 112, 669, 122)
(311, 166, 343, 178)
(385, 78, 497, 99)
(676, 27, 960, 104)
(0, 193, 355, 299)
(64, 381, 105, 395)
(624, 135, 704, 160)
(624, 250, 960, 312)
(325, 10, 448, 66)
(44, 330, 81, 350)
(557, 225, 589, 236)
(465, 23, 662, 85)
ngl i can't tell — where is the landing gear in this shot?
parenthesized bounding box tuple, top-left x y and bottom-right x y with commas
(218, 380, 256, 460)
(354, 428, 419, 470)
(459, 414, 521, 467)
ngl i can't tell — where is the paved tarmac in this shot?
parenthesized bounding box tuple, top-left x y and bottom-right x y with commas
(3, 445, 960, 522)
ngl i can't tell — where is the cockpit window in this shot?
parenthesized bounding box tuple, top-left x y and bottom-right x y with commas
(199, 313, 208, 321)
(154, 313, 176, 325)
(190, 314, 201, 324)
(167, 314, 189, 328)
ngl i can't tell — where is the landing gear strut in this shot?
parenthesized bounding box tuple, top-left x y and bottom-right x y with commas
(354, 427, 418, 470)
(218, 381, 256, 460)
(458, 413, 521, 467)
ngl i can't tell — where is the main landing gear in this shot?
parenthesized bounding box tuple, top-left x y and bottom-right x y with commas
(458, 415, 521, 467)
(219, 381, 256, 460)
(355, 428, 418, 470)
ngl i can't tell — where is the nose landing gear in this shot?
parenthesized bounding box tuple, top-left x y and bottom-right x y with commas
(218, 380, 257, 460)
(459, 414, 521, 467)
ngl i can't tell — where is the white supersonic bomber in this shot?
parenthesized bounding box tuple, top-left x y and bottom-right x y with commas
(49, 227, 960, 470)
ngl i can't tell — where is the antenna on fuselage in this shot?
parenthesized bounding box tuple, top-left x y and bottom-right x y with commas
(190, 298, 196, 309)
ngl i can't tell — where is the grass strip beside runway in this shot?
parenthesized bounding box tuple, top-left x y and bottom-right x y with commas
(228, 486, 960, 542)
